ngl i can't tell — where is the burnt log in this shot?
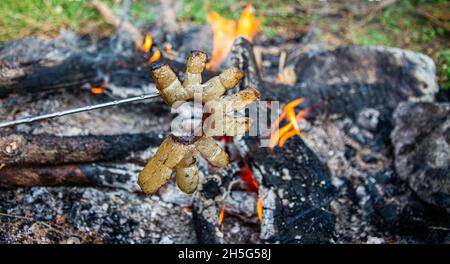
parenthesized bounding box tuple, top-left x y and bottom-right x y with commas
(237, 136, 336, 243)
(0, 132, 162, 166)
(231, 38, 337, 243)
(391, 102, 450, 213)
(0, 36, 188, 98)
(0, 37, 138, 96)
(0, 162, 141, 191)
(231, 37, 263, 92)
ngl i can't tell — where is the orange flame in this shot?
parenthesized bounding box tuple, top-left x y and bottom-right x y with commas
(218, 206, 225, 225)
(237, 4, 260, 41)
(269, 98, 309, 149)
(257, 195, 264, 223)
(141, 34, 153, 53)
(149, 50, 161, 63)
(140, 33, 161, 63)
(207, 3, 260, 70)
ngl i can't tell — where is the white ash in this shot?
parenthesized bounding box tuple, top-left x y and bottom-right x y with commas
(223, 191, 258, 223)
(0, 187, 196, 243)
(160, 182, 194, 207)
(259, 188, 277, 241)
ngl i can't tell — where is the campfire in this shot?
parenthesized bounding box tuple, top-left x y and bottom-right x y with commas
(0, 0, 448, 246)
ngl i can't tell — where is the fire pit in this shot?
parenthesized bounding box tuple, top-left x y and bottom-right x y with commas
(0, 0, 449, 245)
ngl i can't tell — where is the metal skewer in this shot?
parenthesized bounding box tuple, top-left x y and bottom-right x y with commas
(0, 93, 160, 128)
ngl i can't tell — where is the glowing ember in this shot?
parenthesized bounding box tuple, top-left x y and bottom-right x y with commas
(207, 3, 260, 70)
(240, 166, 259, 192)
(217, 165, 262, 225)
(269, 98, 309, 149)
(141, 34, 153, 53)
(90, 82, 106, 95)
(218, 206, 225, 225)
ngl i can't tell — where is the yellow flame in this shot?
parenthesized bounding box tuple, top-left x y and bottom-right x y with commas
(141, 34, 153, 53)
(237, 3, 261, 41)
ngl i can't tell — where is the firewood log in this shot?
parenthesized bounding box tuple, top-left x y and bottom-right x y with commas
(0, 163, 139, 190)
(0, 132, 162, 166)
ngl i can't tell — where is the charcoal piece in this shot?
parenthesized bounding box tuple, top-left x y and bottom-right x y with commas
(231, 37, 263, 92)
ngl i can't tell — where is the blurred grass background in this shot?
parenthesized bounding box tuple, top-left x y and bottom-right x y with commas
(0, 0, 448, 89)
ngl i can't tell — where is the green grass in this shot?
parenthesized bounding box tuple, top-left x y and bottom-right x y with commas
(350, 0, 449, 89)
(0, 0, 448, 89)
(0, 0, 104, 41)
(0, 0, 157, 42)
(437, 49, 450, 90)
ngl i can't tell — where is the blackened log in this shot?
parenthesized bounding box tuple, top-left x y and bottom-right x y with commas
(239, 136, 336, 243)
(0, 163, 140, 191)
(231, 38, 337, 243)
(0, 36, 186, 97)
(0, 51, 150, 97)
(0, 53, 100, 97)
(231, 37, 263, 92)
(0, 132, 162, 166)
(0, 164, 92, 186)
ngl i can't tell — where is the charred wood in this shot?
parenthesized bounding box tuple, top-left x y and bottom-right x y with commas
(0, 162, 140, 190)
(0, 36, 187, 98)
(192, 173, 226, 244)
(239, 136, 337, 243)
(0, 47, 149, 97)
(0, 132, 162, 166)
